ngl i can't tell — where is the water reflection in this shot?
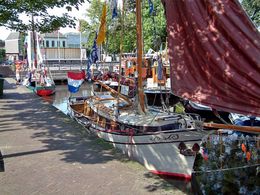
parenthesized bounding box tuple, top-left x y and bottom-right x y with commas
(50, 82, 92, 114)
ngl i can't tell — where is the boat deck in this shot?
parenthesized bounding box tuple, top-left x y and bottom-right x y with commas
(88, 93, 197, 129)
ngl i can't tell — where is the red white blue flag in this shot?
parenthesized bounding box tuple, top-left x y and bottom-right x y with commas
(67, 71, 85, 93)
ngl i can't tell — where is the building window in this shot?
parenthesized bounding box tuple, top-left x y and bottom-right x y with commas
(52, 40, 55, 47)
(62, 41, 66, 48)
(46, 40, 49, 47)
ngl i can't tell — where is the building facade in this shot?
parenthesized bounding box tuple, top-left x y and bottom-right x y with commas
(5, 31, 89, 61)
(5, 32, 24, 61)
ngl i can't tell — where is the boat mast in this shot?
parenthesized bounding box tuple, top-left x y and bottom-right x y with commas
(31, 13, 37, 70)
(58, 29, 61, 65)
(116, 0, 125, 117)
(136, 0, 145, 113)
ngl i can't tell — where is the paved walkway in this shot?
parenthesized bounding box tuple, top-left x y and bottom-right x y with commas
(0, 78, 191, 195)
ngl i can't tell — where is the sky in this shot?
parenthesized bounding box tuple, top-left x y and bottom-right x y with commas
(0, 1, 90, 40)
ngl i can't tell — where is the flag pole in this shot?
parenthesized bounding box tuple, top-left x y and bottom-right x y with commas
(58, 30, 60, 64)
(116, 0, 125, 118)
(80, 31, 82, 70)
(136, 0, 145, 113)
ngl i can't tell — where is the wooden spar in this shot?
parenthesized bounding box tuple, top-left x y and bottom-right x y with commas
(136, 0, 145, 113)
(117, 0, 124, 115)
(94, 80, 132, 106)
(203, 122, 260, 133)
(31, 14, 37, 70)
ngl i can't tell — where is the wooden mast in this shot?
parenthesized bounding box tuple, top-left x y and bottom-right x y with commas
(31, 14, 37, 70)
(136, 0, 145, 113)
(116, 0, 125, 117)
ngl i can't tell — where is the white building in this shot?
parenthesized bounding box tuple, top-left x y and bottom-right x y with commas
(5, 32, 23, 61)
(42, 32, 67, 48)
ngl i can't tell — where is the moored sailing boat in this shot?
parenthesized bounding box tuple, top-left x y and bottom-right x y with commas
(69, 80, 206, 180)
(24, 15, 55, 96)
(33, 32, 55, 96)
(161, 0, 260, 191)
(69, 0, 211, 180)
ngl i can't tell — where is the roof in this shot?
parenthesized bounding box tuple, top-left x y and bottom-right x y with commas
(42, 32, 66, 38)
(6, 32, 20, 40)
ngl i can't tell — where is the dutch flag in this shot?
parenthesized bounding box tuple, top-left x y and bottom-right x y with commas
(67, 71, 85, 93)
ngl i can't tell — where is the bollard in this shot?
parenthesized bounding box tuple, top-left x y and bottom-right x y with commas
(0, 150, 4, 172)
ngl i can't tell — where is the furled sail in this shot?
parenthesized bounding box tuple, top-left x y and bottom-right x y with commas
(162, 0, 260, 116)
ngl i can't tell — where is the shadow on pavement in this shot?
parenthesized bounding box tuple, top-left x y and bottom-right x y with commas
(0, 83, 192, 194)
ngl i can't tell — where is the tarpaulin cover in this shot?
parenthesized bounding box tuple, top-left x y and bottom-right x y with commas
(162, 0, 260, 116)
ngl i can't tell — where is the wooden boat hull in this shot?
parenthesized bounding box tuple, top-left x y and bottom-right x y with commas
(69, 99, 209, 180)
(95, 127, 206, 180)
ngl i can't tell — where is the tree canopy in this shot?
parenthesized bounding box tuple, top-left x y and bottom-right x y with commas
(0, 0, 84, 33)
(81, 0, 166, 55)
(81, 0, 259, 56)
(241, 0, 260, 27)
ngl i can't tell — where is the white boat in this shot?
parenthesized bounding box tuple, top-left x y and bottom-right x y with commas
(69, 79, 209, 180)
(70, 0, 260, 181)
(68, 0, 215, 181)
(23, 29, 55, 96)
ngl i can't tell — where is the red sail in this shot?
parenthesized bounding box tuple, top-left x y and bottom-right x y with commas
(162, 0, 260, 116)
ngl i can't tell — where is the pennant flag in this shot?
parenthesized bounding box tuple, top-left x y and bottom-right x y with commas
(86, 56, 92, 81)
(111, 0, 118, 19)
(96, 3, 107, 45)
(148, 0, 154, 15)
(67, 71, 85, 93)
(157, 56, 163, 80)
(91, 32, 99, 63)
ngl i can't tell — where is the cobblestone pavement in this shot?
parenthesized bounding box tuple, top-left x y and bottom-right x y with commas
(0, 78, 191, 195)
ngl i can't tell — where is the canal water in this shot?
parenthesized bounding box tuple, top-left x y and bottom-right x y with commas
(47, 82, 92, 114)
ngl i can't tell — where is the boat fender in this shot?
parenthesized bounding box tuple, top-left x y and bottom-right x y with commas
(178, 142, 199, 156)
(178, 141, 187, 150)
(192, 143, 200, 153)
(180, 148, 195, 156)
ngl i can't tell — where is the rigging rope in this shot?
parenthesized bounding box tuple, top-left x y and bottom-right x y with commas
(193, 163, 260, 174)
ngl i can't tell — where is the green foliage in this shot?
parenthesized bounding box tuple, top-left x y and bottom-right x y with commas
(81, 0, 166, 54)
(241, 0, 260, 27)
(0, 48, 5, 63)
(0, 0, 84, 33)
(142, 0, 167, 52)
